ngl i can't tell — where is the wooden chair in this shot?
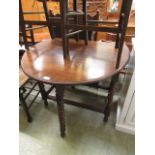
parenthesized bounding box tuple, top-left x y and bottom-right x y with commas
(19, 0, 54, 122)
(48, 9, 99, 41)
(19, 0, 51, 49)
(60, 0, 133, 134)
(27, 0, 132, 125)
(19, 67, 33, 122)
(19, 66, 50, 122)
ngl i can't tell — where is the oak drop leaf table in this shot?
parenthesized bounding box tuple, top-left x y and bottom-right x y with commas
(21, 38, 130, 137)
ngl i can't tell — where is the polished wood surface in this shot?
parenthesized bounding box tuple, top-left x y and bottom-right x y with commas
(21, 38, 129, 85)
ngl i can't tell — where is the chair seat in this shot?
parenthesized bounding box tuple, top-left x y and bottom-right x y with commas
(19, 66, 29, 88)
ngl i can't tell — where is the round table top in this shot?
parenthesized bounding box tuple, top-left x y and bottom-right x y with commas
(21, 38, 130, 85)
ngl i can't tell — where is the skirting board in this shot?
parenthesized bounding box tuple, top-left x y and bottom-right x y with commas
(116, 123, 135, 135)
(115, 103, 135, 135)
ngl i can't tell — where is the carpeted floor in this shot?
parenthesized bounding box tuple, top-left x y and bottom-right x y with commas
(19, 84, 134, 155)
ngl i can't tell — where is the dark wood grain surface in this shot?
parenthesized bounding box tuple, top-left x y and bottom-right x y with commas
(21, 38, 129, 85)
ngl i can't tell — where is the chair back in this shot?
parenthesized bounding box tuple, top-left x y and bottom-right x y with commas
(48, 9, 99, 41)
(58, 0, 133, 68)
(19, 0, 52, 49)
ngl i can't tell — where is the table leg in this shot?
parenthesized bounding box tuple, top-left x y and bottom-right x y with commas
(38, 82, 48, 106)
(19, 90, 32, 122)
(56, 85, 65, 137)
(104, 75, 118, 122)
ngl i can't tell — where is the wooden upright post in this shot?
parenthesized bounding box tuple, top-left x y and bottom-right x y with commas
(82, 0, 88, 45)
(60, 0, 70, 59)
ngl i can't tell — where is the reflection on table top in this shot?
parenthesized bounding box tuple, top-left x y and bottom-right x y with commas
(21, 38, 130, 85)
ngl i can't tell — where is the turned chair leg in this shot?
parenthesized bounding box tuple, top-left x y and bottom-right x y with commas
(56, 85, 66, 137)
(38, 82, 48, 106)
(104, 75, 118, 122)
(104, 96, 112, 122)
(19, 92, 32, 122)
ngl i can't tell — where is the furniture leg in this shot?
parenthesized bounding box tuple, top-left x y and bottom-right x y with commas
(56, 85, 65, 137)
(115, 33, 119, 48)
(82, 0, 88, 45)
(19, 0, 29, 49)
(73, 0, 79, 42)
(38, 82, 48, 106)
(19, 90, 32, 122)
(104, 75, 118, 122)
(42, 0, 54, 39)
(29, 25, 35, 45)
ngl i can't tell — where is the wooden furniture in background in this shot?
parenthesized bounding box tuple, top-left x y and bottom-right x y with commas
(19, 67, 33, 122)
(19, 0, 49, 48)
(21, 0, 60, 34)
(104, 10, 135, 51)
(21, 0, 109, 35)
(20, 0, 54, 122)
(19, 67, 32, 122)
(97, 0, 135, 50)
(19, 65, 52, 122)
(20, 65, 50, 122)
(21, 0, 134, 47)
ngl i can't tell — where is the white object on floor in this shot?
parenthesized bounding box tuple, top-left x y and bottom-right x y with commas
(116, 38, 135, 135)
(116, 71, 135, 135)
